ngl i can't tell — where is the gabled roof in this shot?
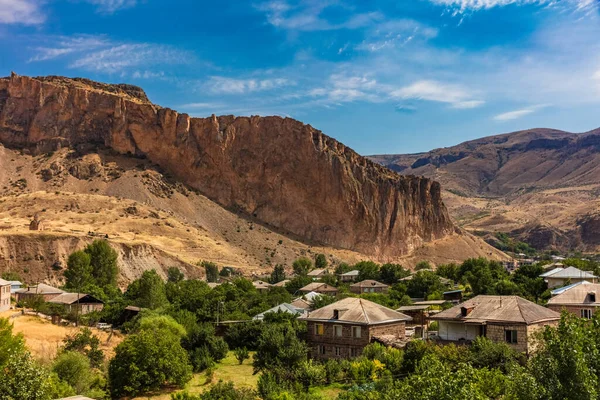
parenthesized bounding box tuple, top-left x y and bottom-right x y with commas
(299, 297, 412, 325)
(48, 293, 103, 305)
(550, 280, 591, 296)
(547, 282, 600, 306)
(429, 295, 560, 325)
(541, 266, 597, 279)
(15, 283, 64, 295)
(252, 280, 272, 289)
(0, 278, 9, 286)
(339, 270, 359, 276)
(307, 268, 328, 277)
(299, 282, 338, 292)
(253, 303, 306, 320)
(351, 280, 388, 289)
(290, 291, 322, 309)
(272, 279, 290, 287)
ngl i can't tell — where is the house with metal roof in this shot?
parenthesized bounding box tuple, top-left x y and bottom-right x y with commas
(298, 282, 338, 296)
(48, 293, 104, 315)
(307, 268, 329, 279)
(14, 283, 65, 302)
(547, 282, 600, 319)
(299, 297, 412, 359)
(252, 280, 272, 292)
(0, 278, 10, 312)
(290, 291, 322, 310)
(338, 270, 360, 283)
(429, 295, 560, 353)
(253, 303, 306, 320)
(540, 266, 597, 288)
(350, 280, 389, 294)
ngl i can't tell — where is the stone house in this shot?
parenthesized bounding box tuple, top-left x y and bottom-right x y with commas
(14, 283, 65, 302)
(540, 266, 597, 289)
(0, 278, 11, 312)
(547, 282, 600, 318)
(350, 280, 389, 294)
(48, 293, 104, 315)
(307, 269, 329, 280)
(429, 295, 560, 354)
(338, 270, 359, 283)
(299, 297, 412, 360)
(299, 282, 338, 296)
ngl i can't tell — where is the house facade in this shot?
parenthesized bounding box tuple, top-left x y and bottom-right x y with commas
(541, 266, 597, 289)
(48, 293, 104, 315)
(429, 295, 560, 354)
(338, 270, 359, 283)
(547, 282, 600, 319)
(300, 297, 412, 359)
(299, 282, 338, 296)
(14, 283, 65, 302)
(349, 280, 389, 294)
(0, 279, 11, 312)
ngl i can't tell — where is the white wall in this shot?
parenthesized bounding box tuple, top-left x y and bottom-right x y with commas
(438, 321, 479, 341)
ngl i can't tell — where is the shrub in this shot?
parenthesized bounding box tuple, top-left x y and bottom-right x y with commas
(234, 347, 250, 365)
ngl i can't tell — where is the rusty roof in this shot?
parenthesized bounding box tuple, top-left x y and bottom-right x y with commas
(429, 295, 560, 325)
(350, 280, 389, 289)
(299, 297, 412, 325)
(547, 282, 600, 306)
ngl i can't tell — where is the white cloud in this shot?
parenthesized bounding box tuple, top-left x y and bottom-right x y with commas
(493, 104, 548, 121)
(391, 80, 484, 108)
(593, 70, 600, 80)
(205, 76, 294, 94)
(428, 0, 598, 13)
(0, 0, 45, 25)
(132, 70, 165, 79)
(29, 35, 111, 62)
(356, 19, 438, 52)
(84, 0, 137, 13)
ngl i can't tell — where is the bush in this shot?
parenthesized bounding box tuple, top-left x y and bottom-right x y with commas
(52, 351, 93, 394)
(296, 360, 326, 391)
(62, 328, 105, 369)
(234, 347, 250, 365)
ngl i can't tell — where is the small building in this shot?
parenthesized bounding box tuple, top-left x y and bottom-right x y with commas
(299, 297, 412, 359)
(8, 281, 22, 294)
(298, 282, 338, 296)
(272, 279, 290, 288)
(207, 282, 222, 289)
(252, 280, 272, 292)
(253, 303, 306, 320)
(540, 266, 597, 289)
(29, 214, 45, 231)
(350, 280, 389, 294)
(429, 295, 560, 354)
(338, 270, 360, 283)
(0, 279, 11, 312)
(547, 282, 600, 318)
(290, 291, 322, 310)
(14, 283, 65, 302)
(48, 293, 104, 315)
(307, 269, 329, 280)
(443, 289, 463, 302)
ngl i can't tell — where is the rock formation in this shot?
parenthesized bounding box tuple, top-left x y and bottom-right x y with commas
(0, 73, 455, 258)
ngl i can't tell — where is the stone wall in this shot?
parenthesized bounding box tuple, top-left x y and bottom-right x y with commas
(547, 304, 600, 318)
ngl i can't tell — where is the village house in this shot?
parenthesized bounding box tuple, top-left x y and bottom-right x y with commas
(252, 280, 272, 292)
(540, 266, 597, 288)
(0, 279, 11, 312)
(290, 291, 322, 310)
(307, 268, 329, 280)
(429, 295, 560, 354)
(338, 270, 360, 283)
(14, 283, 65, 302)
(272, 279, 290, 287)
(298, 282, 338, 296)
(8, 280, 22, 294)
(253, 303, 306, 320)
(547, 281, 600, 318)
(299, 297, 412, 360)
(350, 280, 389, 294)
(48, 293, 104, 315)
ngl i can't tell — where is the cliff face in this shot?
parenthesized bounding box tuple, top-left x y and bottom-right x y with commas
(0, 73, 454, 258)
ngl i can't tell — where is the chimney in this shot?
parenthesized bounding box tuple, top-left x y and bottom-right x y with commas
(461, 306, 474, 317)
(589, 291, 596, 303)
(333, 309, 347, 319)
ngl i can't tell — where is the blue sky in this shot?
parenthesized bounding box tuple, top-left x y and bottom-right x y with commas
(1, 0, 599, 155)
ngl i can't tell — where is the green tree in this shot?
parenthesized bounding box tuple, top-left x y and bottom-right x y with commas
(168, 267, 185, 283)
(125, 270, 169, 309)
(285, 275, 313, 295)
(270, 264, 286, 284)
(253, 324, 308, 377)
(315, 254, 328, 270)
(415, 261, 432, 271)
(52, 351, 93, 394)
(64, 251, 93, 291)
(84, 240, 118, 288)
(0, 318, 25, 367)
(62, 328, 104, 368)
(355, 261, 380, 281)
(109, 328, 192, 397)
(406, 270, 445, 299)
(296, 359, 326, 391)
(292, 257, 312, 276)
(0, 351, 51, 400)
(234, 347, 250, 365)
(379, 263, 409, 284)
(202, 261, 219, 283)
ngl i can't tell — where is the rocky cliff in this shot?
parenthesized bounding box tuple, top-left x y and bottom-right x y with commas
(0, 73, 455, 258)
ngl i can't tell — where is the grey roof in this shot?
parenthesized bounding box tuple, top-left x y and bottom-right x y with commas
(0, 278, 9, 286)
(290, 291, 322, 310)
(540, 267, 565, 277)
(253, 303, 306, 320)
(307, 268, 328, 277)
(541, 267, 596, 279)
(397, 305, 431, 311)
(430, 295, 560, 325)
(272, 279, 290, 287)
(16, 283, 65, 295)
(299, 282, 338, 292)
(48, 293, 103, 305)
(339, 270, 360, 276)
(351, 280, 389, 289)
(299, 297, 412, 325)
(253, 280, 272, 289)
(550, 281, 591, 296)
(413, 300, 448, 305)
(547, 282, 600, 306)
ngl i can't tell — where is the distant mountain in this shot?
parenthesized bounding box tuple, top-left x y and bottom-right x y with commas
(369, 127, 600, 252)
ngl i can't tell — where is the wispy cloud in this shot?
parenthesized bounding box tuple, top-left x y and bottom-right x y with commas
(29, 35, 191, 74)
(391, 80, 484, 108)
(256, 0, 382, 31)
(355, 19, 438, 52)
(0, 0, 45, 25)
(205, 76, 294, 94)
(84, 0, 137, 13)
(427, 0, 598, 14)
(493, 104, 548, 121)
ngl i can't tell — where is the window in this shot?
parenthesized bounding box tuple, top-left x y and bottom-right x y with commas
(505, 330, 518, 344)
(335, 347, 341, 356)
(352, 326, 361, 338)
(317, 345, 326, 355)
(350, 347, 359, 357)
(315, 324, 324, 336)
(334, 325, 342, 337)
(582, 309, 593, 319)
